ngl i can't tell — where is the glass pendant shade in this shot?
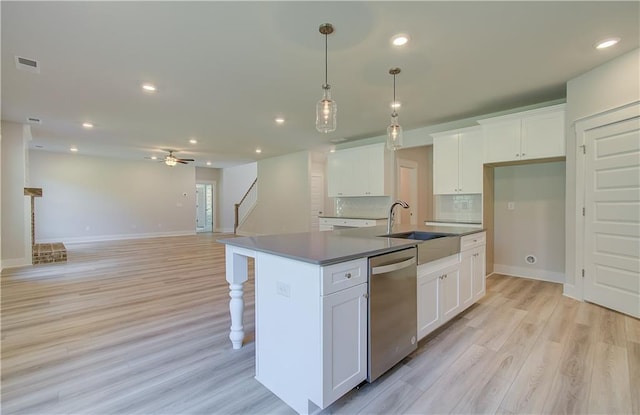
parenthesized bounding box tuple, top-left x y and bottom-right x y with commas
(316, 85, 337, 133)
(387, 113, 403, 150)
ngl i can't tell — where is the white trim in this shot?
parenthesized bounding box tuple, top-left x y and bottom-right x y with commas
(38, 230, 196, 245)
(493, 264, 564, 284)
(218, 227, 235, 233)
(562, 284, 582, 301)
(24, 195, 32, 264)
(1, 257, 32, 269)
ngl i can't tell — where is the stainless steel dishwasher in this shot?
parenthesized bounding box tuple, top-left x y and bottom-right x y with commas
(367, 247, 417, 382)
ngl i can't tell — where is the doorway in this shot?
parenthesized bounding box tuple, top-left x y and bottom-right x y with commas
(196, 183, 215, 233)
(397, 159, 418, 225)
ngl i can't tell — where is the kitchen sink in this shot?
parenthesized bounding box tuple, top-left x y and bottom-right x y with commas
(379, 231, 460, 264)
(383, 231, 449, 241)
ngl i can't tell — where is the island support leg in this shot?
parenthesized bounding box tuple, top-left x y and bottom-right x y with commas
(226, 248, 249, 349)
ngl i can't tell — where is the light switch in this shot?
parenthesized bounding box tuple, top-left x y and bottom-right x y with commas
(508, 202, 515, 210)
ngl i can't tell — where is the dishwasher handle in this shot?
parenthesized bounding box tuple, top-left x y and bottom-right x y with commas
(371, 256, 416, 275)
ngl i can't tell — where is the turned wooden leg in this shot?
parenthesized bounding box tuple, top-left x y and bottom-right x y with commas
(225, 247, 249, 349)
(229, 283, 245, 349)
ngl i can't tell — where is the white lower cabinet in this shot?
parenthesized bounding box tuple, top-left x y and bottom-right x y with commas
(321, 283, 367, 405)
(417, 231, 487, 341)
(254, 254, 367, 414)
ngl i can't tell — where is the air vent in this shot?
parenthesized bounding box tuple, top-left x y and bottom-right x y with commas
(15, 56, 40, 73)
(26, 117, 42, 124)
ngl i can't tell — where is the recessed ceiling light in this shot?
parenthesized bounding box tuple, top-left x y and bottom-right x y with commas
(150, 156, 158, 160)
(206, 161, 212, 166)
(70, 147, 78, 152)
(595, 37, 621, 49)
(82, 122, 94, 128)
(330, 149, 335, 153)
(255, 148, 262, 154)
(142, 83, 157, 92)
(391, 34, 410, 46)
(275, 117, 285, 124)
(189, 138, 198, 144)
(391, 101, 401, 109)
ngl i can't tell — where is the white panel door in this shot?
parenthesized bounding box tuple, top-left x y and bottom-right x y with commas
(310, 174, 325, 232)
(583, 110, 640, 318)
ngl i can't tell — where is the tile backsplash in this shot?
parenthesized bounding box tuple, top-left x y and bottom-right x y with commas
(435, 194, 482, 222)
(335, 196, 391, 218)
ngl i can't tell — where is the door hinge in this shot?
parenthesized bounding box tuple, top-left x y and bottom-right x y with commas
(582, 207, 585, 216)
(579, 145, 586, 154)
(581, 269, 585, 278)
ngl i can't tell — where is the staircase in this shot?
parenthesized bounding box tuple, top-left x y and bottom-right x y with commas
(234, 178, 257, 234)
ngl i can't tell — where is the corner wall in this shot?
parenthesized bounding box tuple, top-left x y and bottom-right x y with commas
(1, 121, 31, 267)
(29, 151, 197, 243)
(565, 48, 640, 296)
(239, 151, 311, 235)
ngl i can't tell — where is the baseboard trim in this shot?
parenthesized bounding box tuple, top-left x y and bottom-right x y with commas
(38, 231, 196, 245)
(493, 264, 565, 284)
(562, 283, 583, 301)
(1, 257, 32, 269)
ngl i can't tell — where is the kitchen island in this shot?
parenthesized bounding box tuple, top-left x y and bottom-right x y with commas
(218, 224, 483, 414)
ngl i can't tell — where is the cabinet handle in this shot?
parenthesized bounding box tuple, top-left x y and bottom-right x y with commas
(345, 272, 352, 279)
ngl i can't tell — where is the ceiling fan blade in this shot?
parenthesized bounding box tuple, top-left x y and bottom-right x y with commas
(178, 158, 195, 162)
(177, 160, 188, 164)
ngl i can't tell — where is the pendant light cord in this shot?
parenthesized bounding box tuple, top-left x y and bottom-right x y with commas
(324, 32, 328, 86)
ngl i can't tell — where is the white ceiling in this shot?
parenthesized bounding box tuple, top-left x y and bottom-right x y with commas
(2, 1, 638, 168)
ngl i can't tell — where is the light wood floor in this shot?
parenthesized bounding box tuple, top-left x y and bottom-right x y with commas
(2, 234, 638, 414)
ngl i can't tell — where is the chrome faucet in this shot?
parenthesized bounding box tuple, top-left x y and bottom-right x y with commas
(387, 200, 409, 234)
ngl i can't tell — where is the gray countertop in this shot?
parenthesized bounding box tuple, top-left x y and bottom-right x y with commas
(319, 215, 387, 220)
(218, 224, 484, 266)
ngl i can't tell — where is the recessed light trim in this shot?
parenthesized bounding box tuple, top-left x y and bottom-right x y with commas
(275, 117, 285, 124)
(595, 37, 621, 49)
(189, 138, 198, 144)
(391, 101, 401, 109)
(255, 148, 262, 154)
(391, 34, 410, 46)
(142, 83, 157, 92)
(82, 122, 94, 128)
(151, 156, 158, 160)
(206, 161, 212, 166)
(70, 147, 79, 152)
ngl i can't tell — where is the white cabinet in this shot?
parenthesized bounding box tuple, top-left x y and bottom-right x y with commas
(321, 283, 367, 405)
(417, 254, 460, 340)
(327, 143, 392, 197)
(417, 231, 487, 341)
(480, 104, 566, 164)
(254, 255, 368, 413)
(432, 126, 483, 195)
(460, 231, 487, 305)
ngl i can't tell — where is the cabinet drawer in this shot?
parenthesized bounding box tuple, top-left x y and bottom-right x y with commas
(321, 258, 367, 295)
(460, 232, 486, 251)
(319, 218, 380, 228)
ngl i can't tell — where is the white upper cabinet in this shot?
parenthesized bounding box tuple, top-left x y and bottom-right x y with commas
(327, 143, 391, 197)
(432, 126, 483, 195)
(480, 104, 566, 164)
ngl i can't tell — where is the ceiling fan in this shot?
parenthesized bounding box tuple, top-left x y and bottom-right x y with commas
(147, 150, 194, 166)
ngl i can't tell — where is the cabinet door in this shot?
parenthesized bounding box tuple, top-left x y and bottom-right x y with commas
(433, 133, 460, 194)
(440, 267, 461, 324)
(459, 250, 474, 310)
(321, 283, 367, 406)
(417, 269, 441, 340)
(521, 110, 565, 160)
(327, 151, 350, 197)
(483, 119, 521, 163)
(366, 145, 386, 196)
(472, 245, 486, 300)
(459, 129, 484, 193)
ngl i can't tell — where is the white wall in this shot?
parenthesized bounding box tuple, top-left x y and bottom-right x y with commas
(1, 121, 32, 267)
(29, 151, 197, 243)
(239, 151, 311, 235)
(219, 162, 257, 233)
(494, 162, 566, 283)
(565, 48, 640, 293)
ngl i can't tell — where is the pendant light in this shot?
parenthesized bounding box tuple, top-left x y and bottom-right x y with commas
(386, 68, 403, 151)
(316, 23, 337, 133)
